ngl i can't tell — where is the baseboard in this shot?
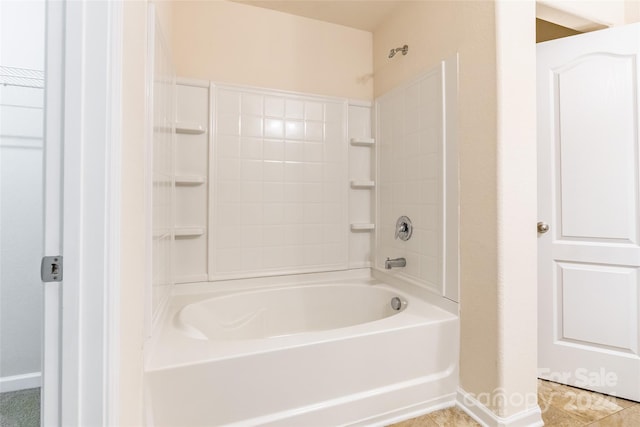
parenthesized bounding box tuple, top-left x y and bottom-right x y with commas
(0, 372, 41, 393)
(456, 388, 543, 427)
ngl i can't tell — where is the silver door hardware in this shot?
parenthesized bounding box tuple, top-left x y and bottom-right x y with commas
(41, 256, 63, 282)
(537, 222, 550, 234)
(395, 216, 413, 241)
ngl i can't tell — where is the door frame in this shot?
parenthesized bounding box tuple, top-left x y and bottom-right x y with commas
(43, 0, 122, 425)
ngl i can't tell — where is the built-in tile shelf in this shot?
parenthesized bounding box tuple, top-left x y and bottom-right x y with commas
(175, 175, 206, 186)
(350, 180, 375, 189)
(176, 122, 206, 135)
(350, 137, 375, 146)
(174, 227, 205, 238)
(350, 223, 375, 231)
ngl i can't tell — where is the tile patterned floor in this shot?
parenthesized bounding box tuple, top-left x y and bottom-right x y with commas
(388, 380, 640, 427)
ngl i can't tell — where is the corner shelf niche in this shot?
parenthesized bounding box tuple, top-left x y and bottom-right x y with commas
(176, 122, 206, 135)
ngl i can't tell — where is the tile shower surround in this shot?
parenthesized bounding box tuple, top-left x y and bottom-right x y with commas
(377, 67, 444, 293)
(212, 86, 349, 279)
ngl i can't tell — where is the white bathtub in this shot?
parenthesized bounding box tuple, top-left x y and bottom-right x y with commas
(146, 276, 459, 426)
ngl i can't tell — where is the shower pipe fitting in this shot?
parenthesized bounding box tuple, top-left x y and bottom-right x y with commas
(388, 45, 409, 59)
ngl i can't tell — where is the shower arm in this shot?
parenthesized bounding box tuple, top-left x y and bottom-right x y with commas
(388, 45, 409, 59)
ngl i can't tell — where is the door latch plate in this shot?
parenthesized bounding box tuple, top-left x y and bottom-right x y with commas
(41, 256, 63, 282)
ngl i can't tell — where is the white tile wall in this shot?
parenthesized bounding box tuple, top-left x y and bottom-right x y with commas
(211, 85, 348, 279)
(376, 67, 445, 294)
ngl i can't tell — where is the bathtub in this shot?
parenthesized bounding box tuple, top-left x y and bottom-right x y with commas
(146, 276, 459, 426)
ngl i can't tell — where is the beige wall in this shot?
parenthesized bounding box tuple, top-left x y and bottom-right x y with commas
(374, 0, 537, 419)
(172, 0, 373, 100)
(495, 0, 538, 418)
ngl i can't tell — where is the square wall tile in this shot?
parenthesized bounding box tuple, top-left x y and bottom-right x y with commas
(241, 115, 263, 137)
(240, 181, 263, 203)
(304, 143, 324, 162)
(240, 159, 262, 181)
(285, 120, 305, 140)
(217, 89, 240, 115)
(285, 99, 304, 119)
(265, 118, 284, 138)
(218, 113, 240, 135)
(240, 203, 263, 225)
(242, 93, 263, 116)
(218, 158, 240, 181)
(265, 96, 285, 117)
(263, 160, 284, 182)
(263, 182, 284, 203)
(263, 139, 284, 160)
(305, 102, 324, 121)
(240, 137, 262, 159)
(217, 135, 240, 159)
(263, 204, 284, 225)
(285, 141, 305, 162)
(305, 121, 324, 142)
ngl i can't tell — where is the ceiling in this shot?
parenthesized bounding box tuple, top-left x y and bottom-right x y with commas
(231, 0, 401, 32)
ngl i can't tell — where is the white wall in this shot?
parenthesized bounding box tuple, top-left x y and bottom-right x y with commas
(0, 0, 45, 391)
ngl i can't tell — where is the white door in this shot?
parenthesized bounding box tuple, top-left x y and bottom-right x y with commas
(538, 23, 640, 401)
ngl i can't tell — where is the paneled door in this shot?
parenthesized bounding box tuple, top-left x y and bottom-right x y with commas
(538, 23, 640, 401)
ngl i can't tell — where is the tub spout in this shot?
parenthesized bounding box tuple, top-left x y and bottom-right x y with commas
(385, 257, 406, 269)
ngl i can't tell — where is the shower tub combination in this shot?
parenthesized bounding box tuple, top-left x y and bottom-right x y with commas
(146, 276, 459, 426)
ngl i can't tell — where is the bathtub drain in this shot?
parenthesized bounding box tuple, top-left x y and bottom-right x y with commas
(390, 297, 405, 311)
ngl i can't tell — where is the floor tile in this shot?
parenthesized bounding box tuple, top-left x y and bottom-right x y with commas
(388, 407, 480, 427)
(388, 413, 439, 427)
(427, 407, 481, 427)
(587, 405, 640, 427)
(391, 381, 639, 427)
(540, 404, 589, 427)
(538, 380, 630, 423)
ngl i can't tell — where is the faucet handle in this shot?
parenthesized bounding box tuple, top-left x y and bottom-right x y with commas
(395, 216, 413, 241)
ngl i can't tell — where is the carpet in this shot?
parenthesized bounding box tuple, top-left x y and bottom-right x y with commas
(0, 388, 40, 427)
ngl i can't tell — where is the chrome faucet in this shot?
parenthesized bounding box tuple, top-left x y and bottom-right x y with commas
(385, 257, 406, 269)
